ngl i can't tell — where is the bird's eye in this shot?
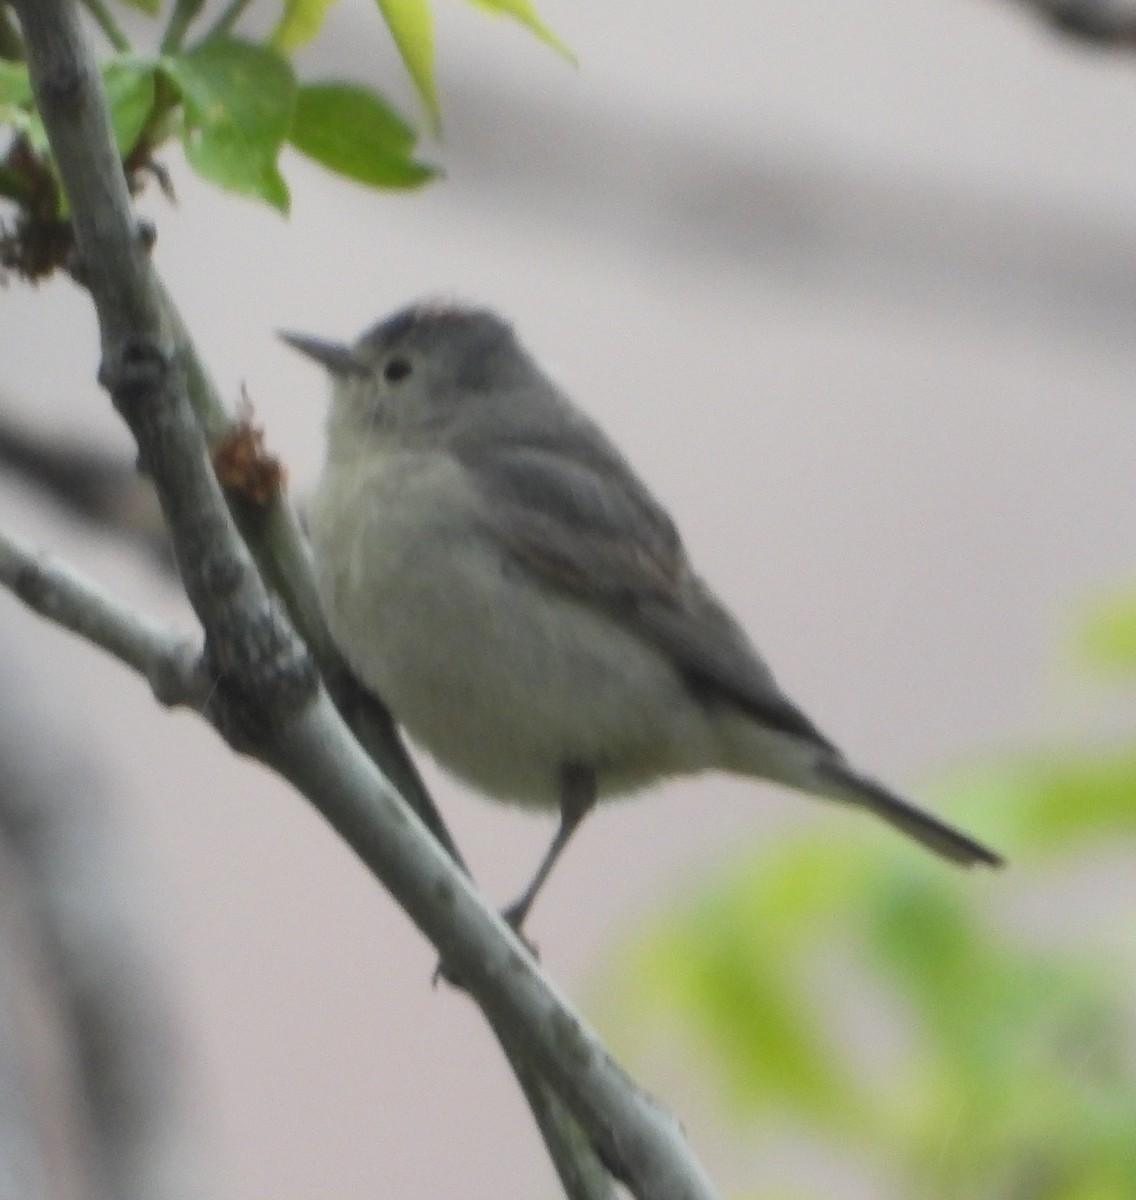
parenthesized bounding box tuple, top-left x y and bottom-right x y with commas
(383, 357, 412, 383)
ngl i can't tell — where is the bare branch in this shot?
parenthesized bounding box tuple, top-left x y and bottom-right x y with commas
(0, 523, 616, 1200)
(11, 2, 720, 1196)
(490, 1016, 617, 1200)
(0, 518, 717, 1200)
(0, 526, 207, 708)
(5, 0, 596, 1174)
(153, 214, 468, 879)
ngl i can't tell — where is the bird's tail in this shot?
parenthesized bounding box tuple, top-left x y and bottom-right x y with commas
(814, 757, 1003, 868)
(714, 708, 1002, 866)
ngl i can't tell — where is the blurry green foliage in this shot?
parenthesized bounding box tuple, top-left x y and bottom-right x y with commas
(599, 591, 1136, 1199)
(0, 0, 569, 227)
(271, 0, 341, 52)
(1079, 587, 1136, 678)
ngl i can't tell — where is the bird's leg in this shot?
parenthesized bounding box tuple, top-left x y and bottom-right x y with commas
(502, 763, 597, 933)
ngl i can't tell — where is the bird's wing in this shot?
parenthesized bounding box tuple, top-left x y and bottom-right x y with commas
(455, 437, 834, 749)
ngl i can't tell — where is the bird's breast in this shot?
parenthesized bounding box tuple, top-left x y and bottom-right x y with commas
(308, 448, 716, 806)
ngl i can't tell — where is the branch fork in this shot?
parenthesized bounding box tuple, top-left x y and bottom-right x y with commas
(6, 3, 721, 1198)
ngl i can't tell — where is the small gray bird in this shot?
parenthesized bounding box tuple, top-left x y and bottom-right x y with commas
(283, 302, 1001, 929)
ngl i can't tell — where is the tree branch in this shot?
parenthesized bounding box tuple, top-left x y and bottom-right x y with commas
(152, 238, 616, 1177)
(0, 527, 207, 708)
(151, 243, 469, 878)
(0, 520, 715, 1200)
(10, 2, 720, 1197)
(6, 0, 596, 1173)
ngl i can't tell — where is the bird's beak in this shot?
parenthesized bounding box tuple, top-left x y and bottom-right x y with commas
(277, 330, 370, 377)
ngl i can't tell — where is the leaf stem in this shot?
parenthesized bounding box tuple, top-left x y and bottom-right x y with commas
(200, 0, 255, 43)
(159, 0, 206, 54)
(78, 0, 129, 52)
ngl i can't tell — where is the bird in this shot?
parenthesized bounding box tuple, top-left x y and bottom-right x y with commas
(281, 302, 1002, 930)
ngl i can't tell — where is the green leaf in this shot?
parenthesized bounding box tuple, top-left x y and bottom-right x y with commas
(102, 60, 157, 156)
(600, 840, 876, 1131)
(0, 60, 31, 108)
(463, 0, 576, 62)
(271, 0, 340, 50)
(937, 749, 1136, 851)
(864, 875, 1007, 1059)
(605, 825, 1136, 1198)
(116, 0, 161, 13)
(373, 0, 438, 129)
(289, 82, 435, 188)
(614, 911, 857, 1125)
(1079, 588, 1136, 676)
(161, 37, 295, 212)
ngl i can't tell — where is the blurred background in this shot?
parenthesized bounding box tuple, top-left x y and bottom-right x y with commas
(2, 0, 1135, 1196)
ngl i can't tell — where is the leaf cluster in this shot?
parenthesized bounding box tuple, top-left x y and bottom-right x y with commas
(0, 0, 568, 276)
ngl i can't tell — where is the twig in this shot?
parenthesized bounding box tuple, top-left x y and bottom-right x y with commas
(66, 33, 603, 1175)
(0, 520, 716, 1200)
(0, 528, 207, 708)
(77, 0, 129, 52)
(488, 1011, 617, 1200)
(154, 266, 470, 885)
(0, 526, 613, 1199)
(201, 0, 256, 42)
(133, 82, 615, 1194)
(159, 0, 206, 54)
(12, 3, 720, 1197)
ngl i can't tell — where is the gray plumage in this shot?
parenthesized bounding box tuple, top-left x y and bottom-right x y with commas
(284, 302, 1001, 925)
